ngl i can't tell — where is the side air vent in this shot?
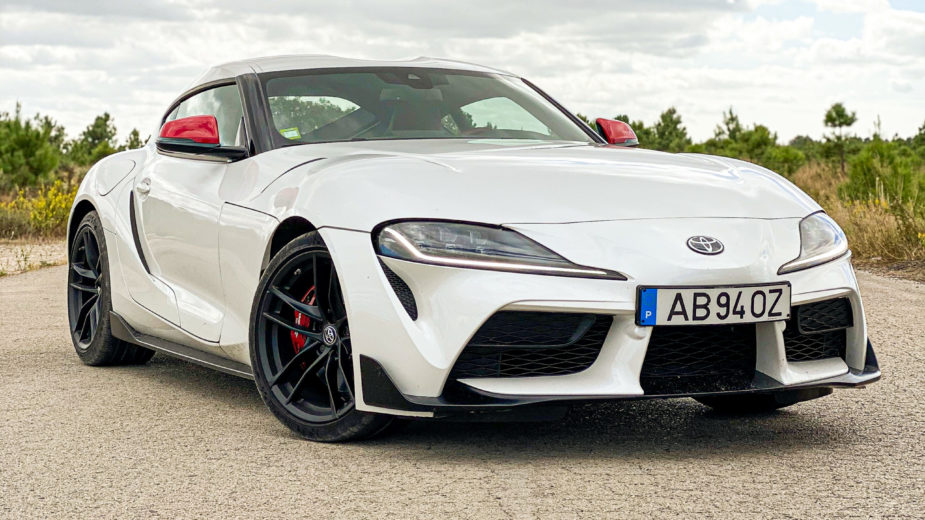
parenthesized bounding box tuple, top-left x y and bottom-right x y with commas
(128, 191, 150, 273)
(379, 260, 418, 320)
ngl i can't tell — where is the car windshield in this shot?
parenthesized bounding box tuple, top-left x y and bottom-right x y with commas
(260, 68, 594, 147)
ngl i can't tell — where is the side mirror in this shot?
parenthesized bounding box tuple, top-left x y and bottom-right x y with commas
(156, 115, 247, 161)
(595, 118, 639, 147)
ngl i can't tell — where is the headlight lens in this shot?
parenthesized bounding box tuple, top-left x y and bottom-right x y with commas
(377, 221, 624, 279)
(778, 212, 848, 274)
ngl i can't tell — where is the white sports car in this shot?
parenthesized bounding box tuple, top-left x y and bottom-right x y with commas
(67, 55, 880, 441)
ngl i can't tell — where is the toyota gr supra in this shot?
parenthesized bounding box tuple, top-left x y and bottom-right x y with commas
(66, 55, 880, 441)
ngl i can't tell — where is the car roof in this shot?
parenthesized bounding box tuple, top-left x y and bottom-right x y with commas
(190, 54, 515, 88)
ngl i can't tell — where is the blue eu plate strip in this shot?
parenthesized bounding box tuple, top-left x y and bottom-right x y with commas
(638, 288, 658, 326)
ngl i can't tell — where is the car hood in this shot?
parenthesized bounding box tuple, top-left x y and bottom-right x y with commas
(255, 139, 820, 230)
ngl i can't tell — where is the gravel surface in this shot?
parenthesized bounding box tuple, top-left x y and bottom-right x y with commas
(1, 266, 922, 519)
(0, 240, 66, 276)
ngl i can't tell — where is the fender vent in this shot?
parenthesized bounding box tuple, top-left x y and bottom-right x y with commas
(380, 261, 418, 320)
(128, 191, 150, 273)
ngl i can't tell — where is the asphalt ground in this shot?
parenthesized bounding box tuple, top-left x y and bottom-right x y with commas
(1, 266, 923, 519)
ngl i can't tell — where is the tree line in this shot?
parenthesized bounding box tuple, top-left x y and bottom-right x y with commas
(0, 103, 145, 191)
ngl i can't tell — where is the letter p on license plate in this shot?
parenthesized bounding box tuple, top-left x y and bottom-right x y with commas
(636, 283, 791, 326)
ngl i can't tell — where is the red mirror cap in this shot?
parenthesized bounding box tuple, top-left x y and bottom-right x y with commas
(595, 118, 639, 147)
(159, 115, 220, 145)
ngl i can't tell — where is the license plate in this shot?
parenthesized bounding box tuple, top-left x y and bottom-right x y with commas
(636, 283, 791, 326)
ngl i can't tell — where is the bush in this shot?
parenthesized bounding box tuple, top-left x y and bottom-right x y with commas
(0, 181, 77, 239)
(840, 137, 924, 219)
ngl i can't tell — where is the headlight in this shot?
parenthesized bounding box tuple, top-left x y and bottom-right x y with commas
(376, 221, 625, 279)
(778, 212, 849, 274)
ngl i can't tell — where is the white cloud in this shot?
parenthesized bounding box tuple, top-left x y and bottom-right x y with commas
(0, 0, 922, 143)
(810, 0, 889, 14)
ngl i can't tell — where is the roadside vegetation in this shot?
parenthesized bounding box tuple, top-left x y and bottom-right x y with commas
(577, 105, 925, 268)
(1, 101, 923, 274)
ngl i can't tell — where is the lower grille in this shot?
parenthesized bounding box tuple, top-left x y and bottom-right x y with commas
(640, 324, 757, 394)
(784, 328, 846, 362)
(784, 298, 852, 362)
(449, 312, 611, 379)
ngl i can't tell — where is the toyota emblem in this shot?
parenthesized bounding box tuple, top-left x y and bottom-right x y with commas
(686, 236, 724, 255)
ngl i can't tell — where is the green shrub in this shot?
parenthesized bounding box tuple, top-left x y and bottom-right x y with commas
(840, 137, 925, 219)
(0, 104, 61, 189)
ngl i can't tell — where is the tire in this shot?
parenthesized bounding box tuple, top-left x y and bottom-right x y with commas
(249, 231, 395, 442)
(67, 211, 155, 366)
(694, 387, 832, 413)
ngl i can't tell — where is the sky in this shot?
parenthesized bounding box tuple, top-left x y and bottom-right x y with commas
(1, 0, 923, 143)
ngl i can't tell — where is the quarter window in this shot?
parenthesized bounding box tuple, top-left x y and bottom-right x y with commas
(166, 84, 245, 147)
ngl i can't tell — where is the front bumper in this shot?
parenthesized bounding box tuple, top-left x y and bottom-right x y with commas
(359, 340, 880, 416)
(320, 220, 878, 418)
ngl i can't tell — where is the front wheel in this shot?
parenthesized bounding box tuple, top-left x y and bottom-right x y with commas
(249, 232, 395, 442)
(694, 387, 832, 413)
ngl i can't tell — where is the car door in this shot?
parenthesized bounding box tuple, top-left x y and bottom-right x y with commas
(131, 83, 246, 342)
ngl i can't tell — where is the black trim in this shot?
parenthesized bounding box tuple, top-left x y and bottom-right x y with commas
(359, 355, 430, 412)
(110, 312, 253, 379)
(358, 344, 880, 416)
(238, 72, 274, 155)
(521, 77, 606, 144)
(155, 140, 248, 162)
(128, 191, 150, 273)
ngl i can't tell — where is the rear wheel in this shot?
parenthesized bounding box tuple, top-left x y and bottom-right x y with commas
(250, 232, 395, 442)
(67, 211, 154, 366)
(694, 387, 832, 413)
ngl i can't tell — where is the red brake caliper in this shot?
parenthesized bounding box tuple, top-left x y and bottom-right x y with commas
(291, 286, 316, 353)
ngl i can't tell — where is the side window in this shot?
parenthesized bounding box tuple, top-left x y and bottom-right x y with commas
(458, 97, 551, 136)
(166, 84, 244, 147)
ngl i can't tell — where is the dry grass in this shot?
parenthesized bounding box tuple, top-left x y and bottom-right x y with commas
(792, 162, 925, 266)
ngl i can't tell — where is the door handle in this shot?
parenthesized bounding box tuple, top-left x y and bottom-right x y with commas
(136, 178, 151, 196)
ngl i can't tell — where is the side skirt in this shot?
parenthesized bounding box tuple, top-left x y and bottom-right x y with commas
(110, 311, 254, 380)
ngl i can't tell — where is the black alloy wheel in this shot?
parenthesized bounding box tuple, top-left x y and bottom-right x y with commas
(66, 211, 154, 365)
(68, 222, 103, 349)
(250, 232, 394, 441)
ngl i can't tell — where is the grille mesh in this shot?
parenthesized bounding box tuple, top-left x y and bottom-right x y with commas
(380, 261, 418, 320)
(640, 324, 757, 394)
(784, 328, 846, 362)
(795, 298, 852, 333)
(449, 312, 611, 379)
(783, 298, 852, 362)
